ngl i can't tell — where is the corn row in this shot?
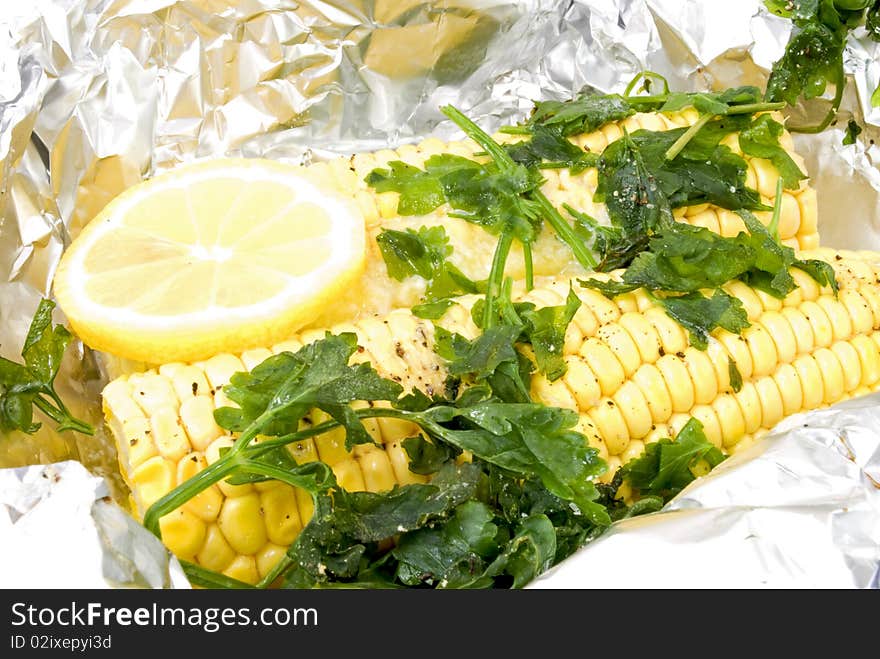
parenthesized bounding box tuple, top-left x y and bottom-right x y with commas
(103, 248, 880, 584)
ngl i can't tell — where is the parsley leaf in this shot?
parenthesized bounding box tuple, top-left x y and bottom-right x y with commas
(658, 290, 751, 349)
(518, 285, 582, 382)
(375, 226, 477, 317)
(505, 124, 599, 173)
(738, 115, 807, 188)
(527, 93, 638, 136)
(365, 161, 445, 215)
(843, 118, 863, 145)
(0, 299, 94, 436)
(215, 333, 403, 450)
(621, 417, 726, 500)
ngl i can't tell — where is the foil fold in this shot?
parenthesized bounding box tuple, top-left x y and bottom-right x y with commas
(0, 460, 189, 588)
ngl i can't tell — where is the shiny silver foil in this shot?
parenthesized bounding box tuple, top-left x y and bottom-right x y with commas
(1, 0, 879, 588)
(0, 460, 189, 588)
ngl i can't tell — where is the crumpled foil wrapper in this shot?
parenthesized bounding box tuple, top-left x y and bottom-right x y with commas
(0, 460, 189, 588)
(1, 0, 879, 588)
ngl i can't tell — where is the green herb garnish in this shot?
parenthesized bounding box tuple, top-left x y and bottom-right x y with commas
(621, 417, 726, 501)
(375, 226, 478, 319)
(0, 299, 94, 436)
(765, 0, 880, 132)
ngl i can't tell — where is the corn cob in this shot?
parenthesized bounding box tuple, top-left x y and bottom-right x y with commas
(103, 248, 880, 584)
(302, 108, 819, 328)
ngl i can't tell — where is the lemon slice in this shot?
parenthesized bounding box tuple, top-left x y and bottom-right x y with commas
(53, 158, 366, 363)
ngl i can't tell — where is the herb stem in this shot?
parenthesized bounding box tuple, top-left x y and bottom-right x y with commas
(664, 113, 712, 161)
(768, 176, 784, 239)
(32, 395, 95, 435)
(725, 101, 786, 115)
(256, 555, 295, 588)
(523, 242, 534, 290)
(534, 193, 597, 269)
(182, 561, 256, 589)
(483, 232, 515, 329)
(144, 458, 237, 535)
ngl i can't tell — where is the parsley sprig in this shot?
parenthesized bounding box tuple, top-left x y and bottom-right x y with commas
(765, 0, 880, 132)
(1, 299, 94, 436)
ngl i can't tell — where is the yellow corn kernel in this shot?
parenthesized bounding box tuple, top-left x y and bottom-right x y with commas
(313, 427, 351, 467)
(743, 324, 778, 378)
(293, 487, 314, 528)
(612, 381, 653, 440)
(217, 493, 268, 555)
(355, 444, 397, 492)
(816, 297, 853, 342)
(575, 414, 607, 459)
(812, 347, 845, 404)
(780, 306, 815, 355)
(588, 399, 630, 456)
(223, 555, 259, 585)
(128, 372, 179, 418)
(260, 485, 302, 546)
(717, 331, 754, 381)
(800, 300, 833, 348)
(613, 291, 640, 314)
(123, 416, 158, 468)
(682, 347, 718, 406)
(532, 374, 578, 410)
(723, 281, 763, 321)
(159, 363, 211, 401)
(177, 453, 223, 522)
(256, 544, 287, 580)
(196, 524, 236, 572)
(840, 289, 874, 335)
(563, 355, 602, 410)
(631, 363, 673, 425)
(793, 354, 824, 410)
(618, 312, 661, 364)
(178, 395, 223, 452)
(644, 307, 689, 356)
(130, 455, 175, 509)
(712, 393, 746, 449)
(103, 379, 146, 423)
(287, 438, 319, 464)
(199, 353, 246, 390)
(579, 338, 626, 396)
(578, 288, 621, 326)
(149, 407, 191, 462)
(717, 209, 746, 237)
(644, 423, 670, 444)
(655, 354, 695, 413)
(830, 340, 861, 393)
(159, 508, 207, 561)
(777, 193, 801, 239)
(688, 209, 721, 234)
(571, 303, 599, 337)
(754, 376, 784, 431)
(758, 312, 797, 364)
(857, 284, 880, 328)
(385, 440, 429, 485)
(851, 335, 880, 387)
(772, 363, 804, 416)
(596, 323, 642, 377)
(729, 382, 760, 438)
(333, 458, 367, 491)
